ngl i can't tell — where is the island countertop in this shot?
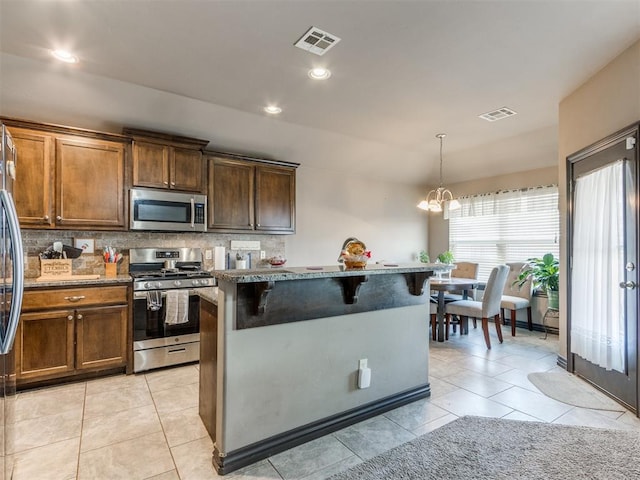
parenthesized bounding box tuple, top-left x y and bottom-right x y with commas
(212, 262, 449, 283)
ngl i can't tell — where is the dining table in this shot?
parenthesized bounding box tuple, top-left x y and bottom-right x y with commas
(430, 277, 481, 342)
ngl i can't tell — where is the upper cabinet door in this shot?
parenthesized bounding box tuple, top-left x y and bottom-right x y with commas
(172, 147, 204, 192)
(255, 166, 296, 233)
(208, 157, 255, 230)
(125, 128, 208, 193)
(9, 127, 54, 228)
(131, 141, 170, 189)
(55, 137, 125, 228)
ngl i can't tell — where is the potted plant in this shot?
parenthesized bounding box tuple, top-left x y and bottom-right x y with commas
(517, 253, 559, 309)
(436, 250, 455, 278)
(418, 250, 430, 263)
(437, 250, 455, 264)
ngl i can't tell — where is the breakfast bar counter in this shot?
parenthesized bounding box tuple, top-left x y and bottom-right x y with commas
(200, 263, 442, 474)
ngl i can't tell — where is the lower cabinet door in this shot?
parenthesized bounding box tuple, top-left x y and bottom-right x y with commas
(75, 305, 128, 371)
(16, 310, 75, 380)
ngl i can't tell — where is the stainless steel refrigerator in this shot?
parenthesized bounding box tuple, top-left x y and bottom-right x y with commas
(0, 123, 25, 480)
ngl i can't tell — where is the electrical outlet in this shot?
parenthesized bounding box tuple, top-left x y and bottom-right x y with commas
(260, 250, 266, 259)
(205, 249, 212, 260)
(359, 358, 367, 369)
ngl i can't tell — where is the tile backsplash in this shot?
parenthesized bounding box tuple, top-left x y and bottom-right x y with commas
(22, 230, 286, 278)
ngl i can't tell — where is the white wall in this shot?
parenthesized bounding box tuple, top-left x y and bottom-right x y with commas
(291, 164, 427, 266)
(0, 53, 428, 266)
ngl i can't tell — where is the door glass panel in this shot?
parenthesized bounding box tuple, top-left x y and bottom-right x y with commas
(571, 161, 628, 373)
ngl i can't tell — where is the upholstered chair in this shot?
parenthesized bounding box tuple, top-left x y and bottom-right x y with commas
(444, 262, 480, 301)
(439, 261, 480, 333)
(500, 262, 533, 336)
(444, 265, 509, 349)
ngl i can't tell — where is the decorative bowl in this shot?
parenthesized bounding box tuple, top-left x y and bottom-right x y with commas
(268, 256, 287, 267)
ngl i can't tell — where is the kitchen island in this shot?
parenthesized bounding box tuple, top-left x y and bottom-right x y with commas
(200, 263, 442, 474)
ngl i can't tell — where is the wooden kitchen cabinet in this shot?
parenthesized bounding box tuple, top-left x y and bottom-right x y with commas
(6, 127, 55, 227)
(56, 136, 125, 228)
(75, 305, 128, 371)
(207, 153, 297, 233)
(255, 165, 296, 232)
(124, 128, 209, 193)
(16, 310, 75, 380)
(199, 296, 217, 440)
(16, 285, 130, 387)
(2, 118, 128, 230)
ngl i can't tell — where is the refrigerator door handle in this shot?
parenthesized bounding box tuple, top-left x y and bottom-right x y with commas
(1, 189, 24, 354)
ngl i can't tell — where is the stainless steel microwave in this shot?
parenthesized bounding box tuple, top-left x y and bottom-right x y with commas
(130, 188, 207, 232)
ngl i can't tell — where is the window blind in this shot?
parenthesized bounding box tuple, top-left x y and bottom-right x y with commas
(448, 186, 559, 281)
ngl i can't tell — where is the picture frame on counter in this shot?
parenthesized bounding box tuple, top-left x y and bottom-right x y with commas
(74, 238, 95, 254)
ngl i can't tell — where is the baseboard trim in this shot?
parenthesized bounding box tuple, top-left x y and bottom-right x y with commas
(213, 383, 431, 475)
(512, 319, 559, 335)
(556, 355, 568, 370)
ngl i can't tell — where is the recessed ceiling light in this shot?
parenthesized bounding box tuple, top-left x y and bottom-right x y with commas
(51, 49, 78, 63)
(264, 105, 282, 115)
(308, 67, 331, 80)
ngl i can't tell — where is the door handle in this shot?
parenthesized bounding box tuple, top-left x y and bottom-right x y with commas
(190, 198, 195, 228)
(0, 189, 25, 354)
(619, 281, 637, 290)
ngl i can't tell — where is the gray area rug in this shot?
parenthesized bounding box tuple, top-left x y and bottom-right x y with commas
(329, 416, 640, 480)
(528, 371, 626, 411)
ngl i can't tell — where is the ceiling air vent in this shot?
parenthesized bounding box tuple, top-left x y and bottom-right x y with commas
(294, 26, 341, 56)
(478, 107, 518, 122)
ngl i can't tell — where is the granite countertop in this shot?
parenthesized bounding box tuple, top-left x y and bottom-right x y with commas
(213, 263, 449, 284)
(25, 274, 132, 289)
(198, 286, 218, 304)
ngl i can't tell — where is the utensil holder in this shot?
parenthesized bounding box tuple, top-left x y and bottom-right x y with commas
(105, 263, 117, 277)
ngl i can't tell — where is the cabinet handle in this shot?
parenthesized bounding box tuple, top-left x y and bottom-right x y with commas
(257, 224, 261, 227)
(76, 314, 83, 320)
(163, 181, 169, 185)
(171, 182, 176, 186)
(67, 315, 74, 321)
(64, 295, 86, 302)
(56, 215, 62, 221)
(43, 215, 49, 221)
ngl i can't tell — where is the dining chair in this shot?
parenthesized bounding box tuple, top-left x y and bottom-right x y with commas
(444, 264, 509, 349)
(440, 261, 480, 333)
(444, 261, 480, 301)
(500, 262, 533, 336)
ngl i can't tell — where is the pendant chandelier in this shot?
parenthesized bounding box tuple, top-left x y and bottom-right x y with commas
(417, 133, 461, 213)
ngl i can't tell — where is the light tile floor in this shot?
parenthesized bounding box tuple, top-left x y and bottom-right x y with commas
(8, 327, 640, 479)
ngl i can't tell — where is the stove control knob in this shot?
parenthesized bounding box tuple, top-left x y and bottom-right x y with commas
(144, 282, 153, 289)
(174, 280, 182, 287)
(192, 279, 200, 286)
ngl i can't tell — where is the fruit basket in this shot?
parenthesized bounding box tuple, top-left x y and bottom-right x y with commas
(339, 239, 371, 269)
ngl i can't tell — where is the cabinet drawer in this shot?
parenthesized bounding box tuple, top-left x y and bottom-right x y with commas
(23, 286, 128, 311)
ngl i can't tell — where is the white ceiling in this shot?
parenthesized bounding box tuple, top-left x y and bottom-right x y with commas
(1, 0, 639, 185)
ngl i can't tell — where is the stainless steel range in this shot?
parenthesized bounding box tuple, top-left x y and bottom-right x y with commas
(130, 247, 215, 372)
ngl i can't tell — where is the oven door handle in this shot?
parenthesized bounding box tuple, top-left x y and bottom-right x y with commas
(134, 289, 201, 299)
